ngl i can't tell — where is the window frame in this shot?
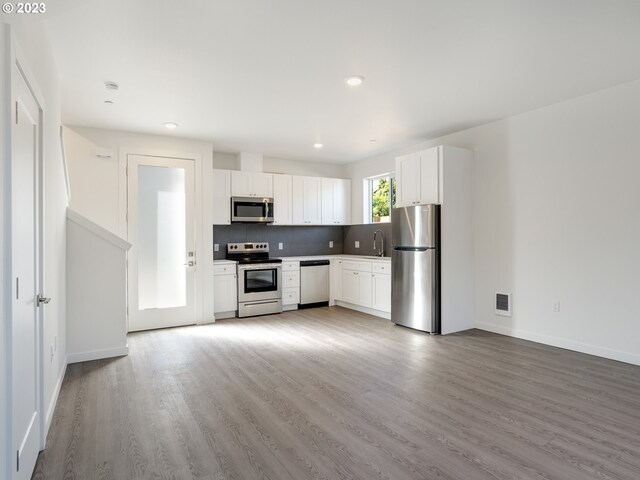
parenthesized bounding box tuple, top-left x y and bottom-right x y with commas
(364, 173, 396, 224)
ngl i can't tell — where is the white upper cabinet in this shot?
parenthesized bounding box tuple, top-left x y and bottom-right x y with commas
(272, 174, 293, 225)
(223, 172, 350, 226)
(396, 146, 441, 206)
(212, 169, 231, 225)
(321, 178, 351, 225)
(418, 147, 440, 204)
(251, 173, 274, 197)
(231, 171, 273, 197)
(396, 152, 421, 207)
(292, 176, 322, 224)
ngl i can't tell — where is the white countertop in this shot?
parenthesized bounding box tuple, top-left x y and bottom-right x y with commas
(276, 254, 391, 262)
(214, 254, 390, 264)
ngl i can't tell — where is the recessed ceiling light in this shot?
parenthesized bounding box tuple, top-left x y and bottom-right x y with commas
(345, 75, 364, 87)
(164, 122, 178, 129)
(370, 139, 377, 143)
(104, 81, 119, 91)
(104, 100, 114, 104)
(313, 143, 323, 149)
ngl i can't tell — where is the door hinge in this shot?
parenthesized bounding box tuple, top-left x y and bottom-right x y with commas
(15, 101, 18, 125)
(16, 277, 19, 300)
(16, 449, 19, 472)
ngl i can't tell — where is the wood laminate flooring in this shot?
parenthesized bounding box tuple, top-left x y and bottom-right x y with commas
(32, 307, 640, 480)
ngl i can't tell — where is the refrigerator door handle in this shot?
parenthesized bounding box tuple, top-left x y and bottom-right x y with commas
(393, 246, 431, 252)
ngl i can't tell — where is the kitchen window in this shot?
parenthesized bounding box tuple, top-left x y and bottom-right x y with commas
(365, 174, 396, 223)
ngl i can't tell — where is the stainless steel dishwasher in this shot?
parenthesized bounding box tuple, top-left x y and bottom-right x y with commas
(299, 260, 330, 307)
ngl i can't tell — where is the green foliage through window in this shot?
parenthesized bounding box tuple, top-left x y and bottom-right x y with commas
(370, 176, 396, 222)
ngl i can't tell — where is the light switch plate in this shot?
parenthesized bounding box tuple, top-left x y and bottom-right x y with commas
(355, 241, 360, 248)
(278, 242, 283, 250)
(213, 244, 219, 252)
(329, 241, 334, 248)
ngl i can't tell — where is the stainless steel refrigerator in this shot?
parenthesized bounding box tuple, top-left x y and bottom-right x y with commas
(391, 204, 440, 333)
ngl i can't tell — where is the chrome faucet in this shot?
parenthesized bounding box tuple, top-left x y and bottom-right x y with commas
(373, 229, 385, 257)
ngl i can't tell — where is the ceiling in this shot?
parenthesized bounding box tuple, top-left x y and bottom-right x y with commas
(42, 0, 640, 163)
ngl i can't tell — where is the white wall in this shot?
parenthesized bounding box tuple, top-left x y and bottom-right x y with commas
(2, 15, 70, 463)
(66, 212, 129, 363)
(213, 151, 346, 178)
(346, 79, 640, 365)
(1, 19, 8, 480)
(63, 126, 216, 324)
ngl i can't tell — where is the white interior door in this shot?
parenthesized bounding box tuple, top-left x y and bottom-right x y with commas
(11, 64, 42, 480)
(127, 155, 196, 331)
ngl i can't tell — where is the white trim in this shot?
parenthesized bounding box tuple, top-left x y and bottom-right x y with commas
(59, 125, 71, 201)
(118, 147, 203, 239)
(43, 358, 67, 443)
(363, 172, 395, 224)
(0, 21, 9, 480)
(9, 27, 50, 461)
(67, 346, 129, 365)
(119, 148, 211, 327)
(66, 208, 131, 251)
(335, 301, 391, 320)
(475, 321, 640, 366)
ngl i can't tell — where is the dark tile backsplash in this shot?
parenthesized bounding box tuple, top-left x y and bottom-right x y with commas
(212, 225, 344, 259)
(343, 223, 392, 257)
(213, 222, 393, 260)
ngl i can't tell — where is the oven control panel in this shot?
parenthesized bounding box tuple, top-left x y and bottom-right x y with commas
(227, 242, 270, 253)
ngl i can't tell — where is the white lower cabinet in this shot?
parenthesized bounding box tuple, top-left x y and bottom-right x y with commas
(342, 269, 373, 308)
(371, 273, 391, 313)
(282, 261, 300, 308)
(214, 265, 237, 317)
(330, 259, 343, 303)
(339, 259, 390, 316)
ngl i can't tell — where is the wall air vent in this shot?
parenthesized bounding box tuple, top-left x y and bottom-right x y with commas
(495, 292, 512, 316)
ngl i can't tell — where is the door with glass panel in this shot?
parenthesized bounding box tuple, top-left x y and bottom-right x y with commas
(127, 155, 196, 331)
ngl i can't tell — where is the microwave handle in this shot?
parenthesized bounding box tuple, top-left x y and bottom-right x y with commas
(265, 201, 270, 219)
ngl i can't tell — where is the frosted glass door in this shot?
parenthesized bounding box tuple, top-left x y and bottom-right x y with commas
(128, 155, 196, 331)
(137, 165, 186, 309)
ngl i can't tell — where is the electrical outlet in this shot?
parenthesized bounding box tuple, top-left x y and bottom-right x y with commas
(552, 301, 561, 313)
(213, 244, 219, 252)
(278, 242, 283, 250)
(355, 241, 360, 248)
(329, 241, 334, 248)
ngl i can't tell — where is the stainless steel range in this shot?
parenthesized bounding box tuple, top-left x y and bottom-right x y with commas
(226, 242, 283, 318)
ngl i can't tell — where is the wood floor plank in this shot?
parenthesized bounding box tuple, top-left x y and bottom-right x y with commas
(33, 306, 640, 480)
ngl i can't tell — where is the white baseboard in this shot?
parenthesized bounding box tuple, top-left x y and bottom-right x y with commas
(335, 301, 391, 320)
(67, 345, 129, 364)
(44, 358, 67, 439)
(197, 317, 216, 325)
(475, 321, 640, 366)
(213, 311, 236, 319)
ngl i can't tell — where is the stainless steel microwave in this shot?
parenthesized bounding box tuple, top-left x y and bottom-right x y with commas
(231, 196, 274, 223)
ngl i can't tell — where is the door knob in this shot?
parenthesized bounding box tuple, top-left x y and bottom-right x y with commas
(37, 294, 51, 307)
(184, 261, 196, 267)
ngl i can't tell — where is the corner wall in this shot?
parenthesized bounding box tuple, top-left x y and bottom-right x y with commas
(346, 79, 640, 365)
(63, 126, 217, 324)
